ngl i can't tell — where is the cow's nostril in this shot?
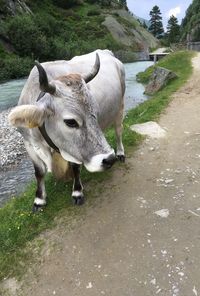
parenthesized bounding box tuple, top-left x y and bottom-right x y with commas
(102, 154, 116, 169)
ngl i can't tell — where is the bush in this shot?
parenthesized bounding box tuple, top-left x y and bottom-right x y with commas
(52, 0, 83, 9)
(6, 14, 71, 61)
(0, 56, 33, 82)
(85, 0, 99, 3)
(6, 15, 43, 58)
(87, 9, 101, 16)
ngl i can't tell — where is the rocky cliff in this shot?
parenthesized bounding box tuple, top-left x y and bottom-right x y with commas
(0, 0, 31, 17)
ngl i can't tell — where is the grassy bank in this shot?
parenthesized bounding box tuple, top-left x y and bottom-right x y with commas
(0, 50, 194, 281)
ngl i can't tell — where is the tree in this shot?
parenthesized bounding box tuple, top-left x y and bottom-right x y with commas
(142, 21, 148, 29)
(166, 15, 180, 43)
(98, 0, 111, 7)
(149, 5, 164, 39)
(119, 0, 127, 6)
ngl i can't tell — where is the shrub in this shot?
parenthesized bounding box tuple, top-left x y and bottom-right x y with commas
(87, 9, 101, 16)
(52, 0, 83, 9)
(85, 0, 99, 4)
(6, 15, 42, 58)
(0, 56, 33, 82)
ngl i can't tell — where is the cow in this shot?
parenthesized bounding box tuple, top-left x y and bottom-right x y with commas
(8, 49, 125, 212)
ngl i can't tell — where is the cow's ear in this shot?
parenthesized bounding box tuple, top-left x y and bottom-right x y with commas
(8, 105, 46, 128)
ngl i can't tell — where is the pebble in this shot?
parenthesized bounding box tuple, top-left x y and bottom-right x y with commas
(0, 109, 26, 169)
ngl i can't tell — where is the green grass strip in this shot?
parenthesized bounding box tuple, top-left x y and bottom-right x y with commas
(0, 50, 194, 281)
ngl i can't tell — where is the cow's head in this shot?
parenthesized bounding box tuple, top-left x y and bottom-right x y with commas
(8, 54, 116, 172)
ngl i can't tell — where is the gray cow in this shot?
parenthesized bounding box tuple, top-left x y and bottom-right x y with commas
(8, 49, 125, 211)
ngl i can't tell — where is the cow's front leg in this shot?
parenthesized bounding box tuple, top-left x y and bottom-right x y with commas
(32, 164, 47, 212)
(71, 163, 84, 205)
(115, 106, 125, 162)
(24, 141, 48, 212)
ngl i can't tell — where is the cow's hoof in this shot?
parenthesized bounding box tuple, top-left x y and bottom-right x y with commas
(117, 154, 125, 162)
(73, 195, 85, 206)
(32, 204, 45, 213)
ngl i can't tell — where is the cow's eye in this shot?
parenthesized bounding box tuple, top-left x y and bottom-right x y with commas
(64, 119, 79, 128)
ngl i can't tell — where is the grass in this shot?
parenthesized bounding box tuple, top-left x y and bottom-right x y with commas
(0, 50, 195, 281)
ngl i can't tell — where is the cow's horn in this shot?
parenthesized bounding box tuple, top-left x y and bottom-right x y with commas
(35, 61, 56, 95)
(83, 53, 100, 83)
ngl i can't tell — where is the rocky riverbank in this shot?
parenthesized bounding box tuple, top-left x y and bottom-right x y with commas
(0, 109, 27, 170)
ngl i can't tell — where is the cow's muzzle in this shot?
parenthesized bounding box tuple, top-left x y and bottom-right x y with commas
(102, 153, 116, 169)
(84, 150, 116, 172)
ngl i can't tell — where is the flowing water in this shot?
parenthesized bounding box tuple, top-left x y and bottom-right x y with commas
(0, 61, 153, 206)
(124, 61, 153, 112)
(0, 78, 27, 111)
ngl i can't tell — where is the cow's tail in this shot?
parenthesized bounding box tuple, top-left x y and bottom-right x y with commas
(52, 151, 73, 180)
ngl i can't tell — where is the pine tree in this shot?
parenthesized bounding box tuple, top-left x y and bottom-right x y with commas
(143, 21, 148, 29)
(166, 15, 180, 43)
(149, 5, 164, 39)
(99, 0, 111, 7)
(120, 0, 127, 5)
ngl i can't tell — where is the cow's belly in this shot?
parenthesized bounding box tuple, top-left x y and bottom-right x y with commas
(95, 92, 123, 130)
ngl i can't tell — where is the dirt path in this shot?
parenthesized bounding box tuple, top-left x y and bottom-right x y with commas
(16, 53, 200, 295)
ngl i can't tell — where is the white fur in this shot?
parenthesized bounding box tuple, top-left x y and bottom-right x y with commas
(34, 197, 46, 206)
(60, 150, 82, 164)
(84, 150, 115, 172)
(72, 190, 83, 197)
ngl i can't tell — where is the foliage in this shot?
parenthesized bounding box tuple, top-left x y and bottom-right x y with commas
(149, 5, 164, 39)
(192, 26, 200, 42)
(118, 0, 128, 10)
(0, 55, 33, 82)
(166, 15, 180, 44)
(6, 14, 71, 61)
(52, 0, 83, 9)
(0, 0, 11, 15)
(0, 50, 194, 281)
(136, 65, 154, 84)
(181, 0, 200, 41)
(87, 8, 101, 16)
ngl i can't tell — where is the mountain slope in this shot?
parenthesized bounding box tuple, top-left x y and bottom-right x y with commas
(0, 0, 159, 81)
(181, 0, 200, 41)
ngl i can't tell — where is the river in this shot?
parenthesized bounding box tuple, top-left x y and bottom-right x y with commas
(0, 78, 27, 112)
(0, 61, 153, 206)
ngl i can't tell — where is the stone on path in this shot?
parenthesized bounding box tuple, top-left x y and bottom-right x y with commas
(130, 121, 166, 139)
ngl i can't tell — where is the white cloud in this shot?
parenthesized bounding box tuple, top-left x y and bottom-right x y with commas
(166, 6, 181, 18)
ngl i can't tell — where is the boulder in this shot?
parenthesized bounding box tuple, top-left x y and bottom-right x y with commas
(145, 66, 177, 95)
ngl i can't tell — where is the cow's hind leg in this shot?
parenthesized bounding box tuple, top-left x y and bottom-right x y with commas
(114, 103, 125, 162)
(25, 142, 47, 212)
(71, 163, 84, 205)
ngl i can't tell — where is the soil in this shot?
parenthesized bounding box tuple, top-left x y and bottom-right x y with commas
(6, 53, 200, 296)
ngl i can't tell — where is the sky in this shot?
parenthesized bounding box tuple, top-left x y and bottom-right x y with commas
(127, 0, 193, 30)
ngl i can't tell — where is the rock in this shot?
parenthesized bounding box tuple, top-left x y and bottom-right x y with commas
(103, 16, 133, 47)
(130, 121, 166, 139)
(145, 67, 177, 95)
(1, 0, 32, 17)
